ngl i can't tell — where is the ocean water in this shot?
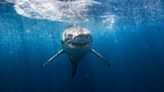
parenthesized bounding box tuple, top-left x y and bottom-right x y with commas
(0, 0, 164, 92)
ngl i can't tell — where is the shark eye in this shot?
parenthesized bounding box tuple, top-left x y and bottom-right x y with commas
(68, 34, 72, 37)
(65, 34, 72, 40)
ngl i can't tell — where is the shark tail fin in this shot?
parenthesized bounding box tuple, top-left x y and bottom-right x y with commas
(91, 49, 111, 66)
(43, 49, 64, 67)
(72, 63, 78, 77)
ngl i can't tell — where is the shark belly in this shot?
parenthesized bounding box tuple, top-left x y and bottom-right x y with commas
(62, 45, 89, 64)
(62, 44, 90, 77)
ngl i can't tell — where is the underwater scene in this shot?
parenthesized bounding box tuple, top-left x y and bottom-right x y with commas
(0, 0, 164, 92)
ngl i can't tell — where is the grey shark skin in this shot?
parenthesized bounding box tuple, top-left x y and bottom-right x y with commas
(43, 26, 110, 77)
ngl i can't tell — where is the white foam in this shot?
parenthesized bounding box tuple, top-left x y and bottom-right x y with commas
(4, 0, 15, 3)
(5, 0, 99, 23)
(101, 14, 115, 29)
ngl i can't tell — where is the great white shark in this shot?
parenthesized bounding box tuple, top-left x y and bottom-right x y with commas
(43, 26, 110, 77)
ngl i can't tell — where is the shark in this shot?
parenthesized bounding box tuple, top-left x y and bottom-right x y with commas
(43, 26, 110, 77)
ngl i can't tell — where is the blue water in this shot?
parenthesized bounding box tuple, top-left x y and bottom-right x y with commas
(0, 1, 164, 92)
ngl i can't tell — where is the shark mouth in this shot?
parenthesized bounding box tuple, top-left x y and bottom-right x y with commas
(70, 35, 92, 48)
(71, 42, 89, 47)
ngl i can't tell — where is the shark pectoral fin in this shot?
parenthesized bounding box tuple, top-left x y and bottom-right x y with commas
(72, 63, 78, 77)
(91, 49, 111, 66)
(43, 49, 64, 67)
